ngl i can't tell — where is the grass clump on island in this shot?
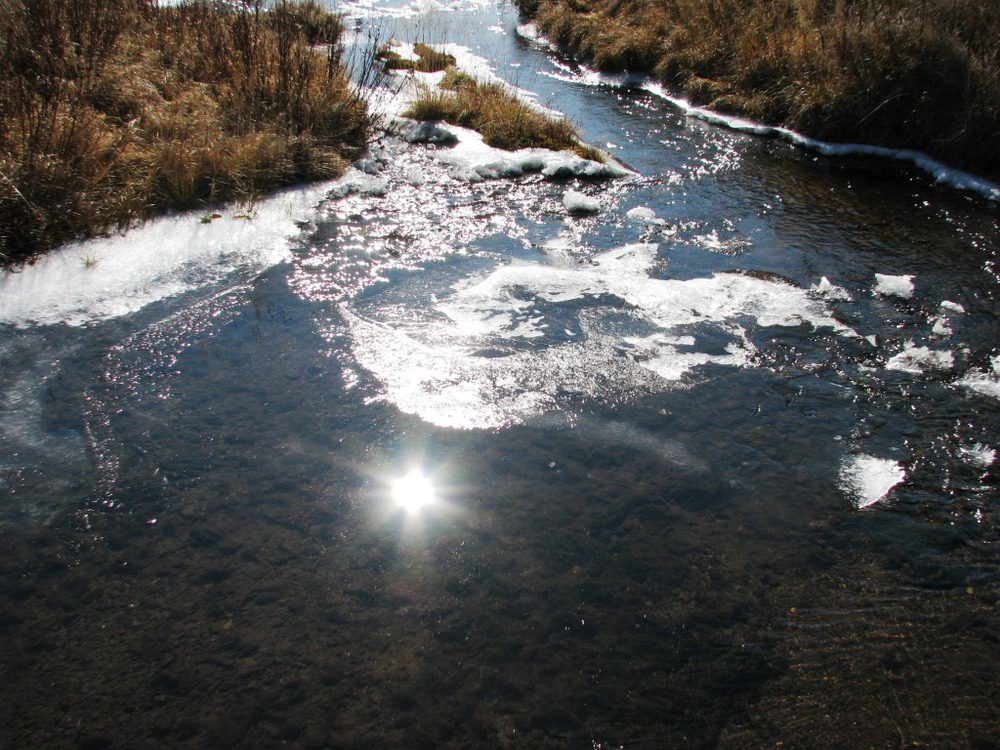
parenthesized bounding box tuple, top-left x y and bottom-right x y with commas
(403, 66, 604, 160)
(378, 41, 458, 73)
(516, 0, 1000, 179)
(0, 0, 373, 265)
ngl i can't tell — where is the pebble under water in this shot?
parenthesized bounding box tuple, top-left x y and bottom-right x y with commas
(1, 1, 999, 747)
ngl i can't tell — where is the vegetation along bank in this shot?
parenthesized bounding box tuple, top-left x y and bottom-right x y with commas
(0, 0, 372, 266)
(380, 43, 604, 160)
(516, 0, 1000, 180)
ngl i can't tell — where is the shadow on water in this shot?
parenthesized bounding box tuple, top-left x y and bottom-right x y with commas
(1, 280, 997, 747)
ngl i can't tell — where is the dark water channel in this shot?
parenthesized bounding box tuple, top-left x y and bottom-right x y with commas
(2, 1, 1000, 747)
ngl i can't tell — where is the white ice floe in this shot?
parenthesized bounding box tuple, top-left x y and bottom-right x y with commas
(625, 206, 664, 225)
(930, 315, 952, 336)
(0, 181, 334, 328)
(809, 276, 853, 302)
(929, 301, 964, 336)
(344, 243, 856, 429)
(839, 454, 905, 509)
(957, 355, 1000, 399)
(564, 189, 601, 214)
(885, 341, 954, 373)
(959, 443, 996, 468)
(874, 273, 915, 299)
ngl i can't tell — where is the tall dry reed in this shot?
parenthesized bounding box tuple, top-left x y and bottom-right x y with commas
(0, 0, 374, 265)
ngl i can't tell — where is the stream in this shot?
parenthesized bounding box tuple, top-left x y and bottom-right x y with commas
(1, 0, 999, 747)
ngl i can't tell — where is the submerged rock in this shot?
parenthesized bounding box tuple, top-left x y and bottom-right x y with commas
(396, 119, 460, 146)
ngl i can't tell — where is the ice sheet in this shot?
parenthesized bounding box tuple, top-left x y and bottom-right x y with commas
(0, 182, 333, 328)
(345, 243, 856, 429)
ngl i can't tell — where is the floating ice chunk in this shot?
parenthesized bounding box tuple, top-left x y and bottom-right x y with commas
(839, 454, 905, 509)
(959, 443, 996, 468)
(930, 315, 952, 336)
(940, 300, 965, 314)
(885, 341, 954, 373)
(563, 189, 600, 214)
(874, 273, 915, 299)
(625, 206, 663, 224)
(809, 276, 853, 302)
(957, 355, 1000, 399)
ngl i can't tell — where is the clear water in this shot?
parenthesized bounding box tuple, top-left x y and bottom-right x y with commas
(2, 1, 999, 747)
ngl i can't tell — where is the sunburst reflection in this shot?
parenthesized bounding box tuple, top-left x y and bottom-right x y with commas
(391, 468, 437, 515)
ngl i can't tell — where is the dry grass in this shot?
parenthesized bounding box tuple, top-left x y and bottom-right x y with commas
(519, 0, 1000, 178)
(0, 0, 373, 265)
(404, 67, 603, 160)
(378, 41, 457, 73)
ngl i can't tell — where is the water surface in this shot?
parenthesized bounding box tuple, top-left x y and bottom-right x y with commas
(1, 1, 998, 747)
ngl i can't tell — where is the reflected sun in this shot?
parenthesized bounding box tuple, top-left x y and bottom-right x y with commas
(392, 469, 436, 515)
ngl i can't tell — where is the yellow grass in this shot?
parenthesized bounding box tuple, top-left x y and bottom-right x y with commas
(378, 41, 458, 73)
(0, 0, 373, 265)
(404, 67, 603, 160)
(519, 0, 1000, 178)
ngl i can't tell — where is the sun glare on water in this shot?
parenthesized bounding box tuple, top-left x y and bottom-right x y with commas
(392, 469, 437, 515)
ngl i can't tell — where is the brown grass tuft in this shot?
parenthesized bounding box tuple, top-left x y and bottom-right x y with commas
(378, 42, 457, 73)
(405, 67, 602, 160)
